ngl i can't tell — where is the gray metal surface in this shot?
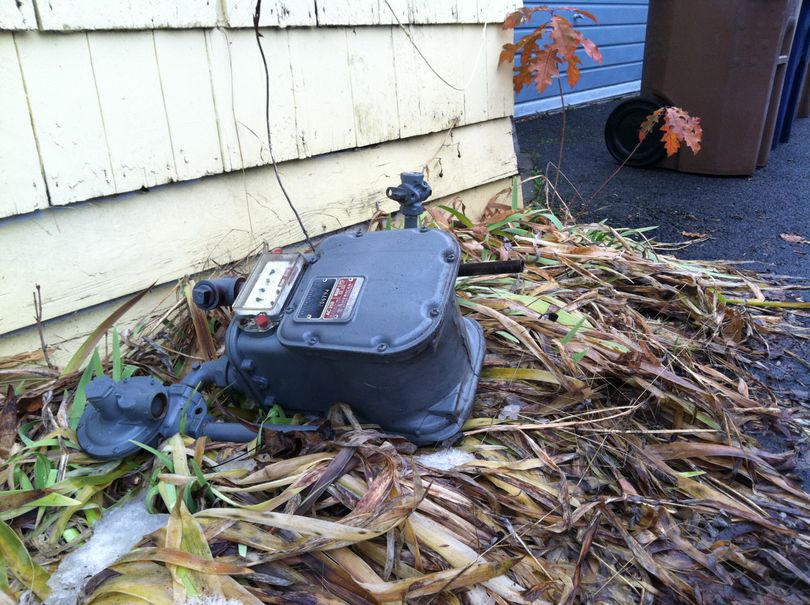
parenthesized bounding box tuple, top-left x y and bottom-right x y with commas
(278, 228, 460, 356)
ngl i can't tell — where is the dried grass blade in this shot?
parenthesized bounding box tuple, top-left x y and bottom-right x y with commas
(61, 283, 155, 376)
(358, 558, 522, 600)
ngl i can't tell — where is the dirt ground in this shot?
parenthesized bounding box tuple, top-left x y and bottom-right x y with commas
(515, 99, 810, 489)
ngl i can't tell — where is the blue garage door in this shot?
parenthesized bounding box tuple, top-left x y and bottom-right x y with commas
(514, 0, 649, 118)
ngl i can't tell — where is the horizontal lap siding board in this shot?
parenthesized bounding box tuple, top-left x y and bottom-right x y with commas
(0, 33, 48, 216)
(220, 0, 317, 28)
(87, 31, 178, 193)
(14, 31, 116, 206)
(223, 0, 519, 27)
(1, 24, 513, 216)
(153, 30, 223, 180)
(514, 0, 649, 117)
(393, 24, 466, 138)
(347, 27, 401, 147)
(0, 0, 36, 29)
(33, 0, 218, 30)
(303, 1, 521, 26)
(205, 27, 300, 171)
(0, 0, 518, 30)
(0, 118, 517, 335)
(289, 28, 357, 157)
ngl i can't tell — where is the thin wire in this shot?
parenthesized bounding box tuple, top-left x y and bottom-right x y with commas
(253, 0, 316, 253)
(383, 0, 489, 92)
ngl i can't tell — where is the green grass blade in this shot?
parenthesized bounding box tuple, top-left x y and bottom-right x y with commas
(0, 520, 51, 599)
(561, 317, 587, 345)
(129, 440, 174, 470)
(438, 205, 474, 228)
(68, 350, 102, 430)
(112, 328, 122, 381)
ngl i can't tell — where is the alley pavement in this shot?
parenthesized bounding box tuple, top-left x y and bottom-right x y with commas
(515, 99, 810, 280)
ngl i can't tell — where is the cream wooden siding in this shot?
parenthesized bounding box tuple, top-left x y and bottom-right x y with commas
(0, 0, 520, 360)
(5, 23, 513, 209)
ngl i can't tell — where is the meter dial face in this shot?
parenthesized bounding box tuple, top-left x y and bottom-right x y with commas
(233, 253, 306, 329)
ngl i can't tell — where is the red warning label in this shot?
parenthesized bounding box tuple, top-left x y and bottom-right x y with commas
(322, 276, 364, 320)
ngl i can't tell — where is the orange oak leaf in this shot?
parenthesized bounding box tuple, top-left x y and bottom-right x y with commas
(549, 15, 581, 60)
(530, 48, 562, 93)
(499, 43, 517, 64)
(566, 55, 582, 87)
(514, 67, 534, 94)
(502, 7, 536, 29)
(663, 107, 702, 154)
(501, 7, 602, 95)
(639, 106, 702, 157)
(660, 124, 682, 156)
(638, 107, 664, 142)
(571, 8, 598, 22)
(581, 38, 603, 63)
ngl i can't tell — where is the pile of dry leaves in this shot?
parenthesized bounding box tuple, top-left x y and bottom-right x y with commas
(1, 203, 809, 604)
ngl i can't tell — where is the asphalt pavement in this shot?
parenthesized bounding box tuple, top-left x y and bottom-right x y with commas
(515, 98, 810, 280)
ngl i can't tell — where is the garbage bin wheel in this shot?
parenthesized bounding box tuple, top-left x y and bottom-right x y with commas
(605, 97, 667, 167)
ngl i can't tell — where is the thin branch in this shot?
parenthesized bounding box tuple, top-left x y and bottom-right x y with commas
(553, 76, 567, 195)
(586, 138, 644, 205)
(33, 284, 53, 369)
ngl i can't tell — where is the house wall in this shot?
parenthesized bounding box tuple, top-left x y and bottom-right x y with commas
(514, 0, 649, 117)
(0, 0, 520, 363)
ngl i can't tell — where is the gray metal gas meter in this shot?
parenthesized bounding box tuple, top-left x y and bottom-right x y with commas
(76, 173, 523, 459)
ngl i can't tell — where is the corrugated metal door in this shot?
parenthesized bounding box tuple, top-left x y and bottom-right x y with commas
(514, 0, 649, 117)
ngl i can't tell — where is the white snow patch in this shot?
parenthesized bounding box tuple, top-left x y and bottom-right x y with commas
(185, 598, 244, 605)
(45, 492, 169, 605)
(465, 585, 497, 604)
(416, 448, 476, 471)
(498, 403, 522, 420)
(214, 456, 257, 473)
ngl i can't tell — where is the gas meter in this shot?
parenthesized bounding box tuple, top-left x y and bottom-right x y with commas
(76, 173, 523, 459)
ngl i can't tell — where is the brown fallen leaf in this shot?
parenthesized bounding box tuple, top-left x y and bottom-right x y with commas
(780, 233, 810, 245)
(681, 231, 708, 239)
(0, 386, 18, 460)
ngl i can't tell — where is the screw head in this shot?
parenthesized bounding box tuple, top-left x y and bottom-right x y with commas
(376, 343, 388, 352)
(429, 308, 440, 317)
(308, 336, 319, 345)
(286, 306, 294, 314)
(419, 226, 428, 233)
(445, 252, 457, 262)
